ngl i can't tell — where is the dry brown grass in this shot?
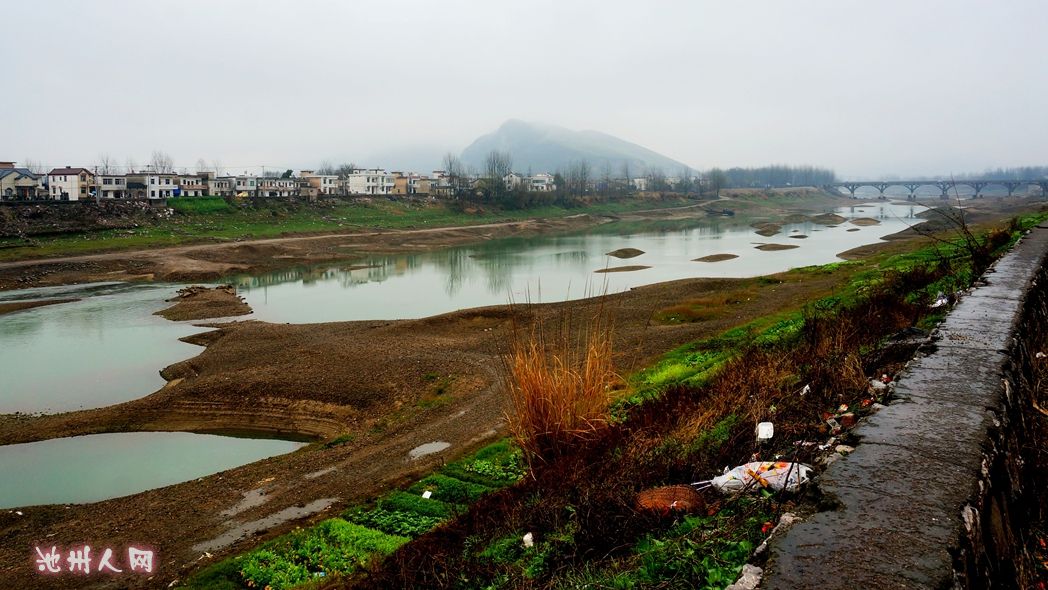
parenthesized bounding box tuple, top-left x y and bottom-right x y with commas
(505, 305, 620, 467)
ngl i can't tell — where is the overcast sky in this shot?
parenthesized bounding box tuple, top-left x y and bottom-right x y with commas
(4, 0, 1046, 178)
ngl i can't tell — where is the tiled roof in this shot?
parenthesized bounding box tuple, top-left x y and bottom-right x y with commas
(48, 167, 93, 176)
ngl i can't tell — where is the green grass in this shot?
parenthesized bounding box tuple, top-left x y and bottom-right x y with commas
(0, 197, 695, 262)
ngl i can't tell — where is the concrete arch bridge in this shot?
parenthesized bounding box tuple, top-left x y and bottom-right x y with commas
(824, 179, 1048, 200)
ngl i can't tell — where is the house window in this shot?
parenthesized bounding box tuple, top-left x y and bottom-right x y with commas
(151, 190, 156, 197)
(164, 178, 170, 185)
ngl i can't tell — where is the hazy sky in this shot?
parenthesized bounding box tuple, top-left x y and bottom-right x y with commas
(4, 0, 1046, 178)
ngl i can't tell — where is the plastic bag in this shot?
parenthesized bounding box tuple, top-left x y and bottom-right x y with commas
(696, 461, 812, 494)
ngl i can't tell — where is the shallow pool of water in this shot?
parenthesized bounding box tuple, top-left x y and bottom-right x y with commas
(0, 432, 306, 508)
(0, 283, 204, 414)
(233, 202, 924, 323)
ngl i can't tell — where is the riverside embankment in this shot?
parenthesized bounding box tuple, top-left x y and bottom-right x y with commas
(762, 221, 1048, 588)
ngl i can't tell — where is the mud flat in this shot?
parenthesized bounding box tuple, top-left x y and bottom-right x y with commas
(606, 248, 645, 259)
(693, 254, 739, 263)
(755, 243, 800, 252)
(0, 298, 77, 316)
(155, 285, 253, 321)
(595, 265, 651, 273)
(849, 217, 881, 226)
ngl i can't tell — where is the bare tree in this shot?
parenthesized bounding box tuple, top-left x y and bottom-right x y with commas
(442, 152, 467, 197)
(484, 150, 513, 200)
(317, 160, 336, 175)
(22, 158, 45, 174)
(150, 150, 174, 173)
(620, 161, 631, 195)
(565, 159, 592, 196)
(600, 161, 613, 197)
(97, 154, 114, 174)
(648, 166, 667, 192)
(211, 159, 224, 176)
(125, 157, 138, 174)
(196, 158, 209, 174)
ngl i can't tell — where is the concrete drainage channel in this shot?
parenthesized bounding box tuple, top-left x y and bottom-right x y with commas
(750, 224, 1048, 589)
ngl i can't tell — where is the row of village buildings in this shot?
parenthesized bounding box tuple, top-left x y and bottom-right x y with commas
(0, 161, 563, 202)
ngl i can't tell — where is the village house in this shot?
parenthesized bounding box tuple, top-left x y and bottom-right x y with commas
(258, 177, 298, 197)
(0, 162, 44, 200)
(527, 172, 556, 192)
(344, 168, 394, 195)
(47, 166, 96, 201)
(208, 175, 235, 197)
(503, 172, 524, 190)
(232, 175, 258, 197)
(125, 172, 179, 199)
(97, 173, 128, 199)
(299, 170, 339, 196)
(177, 173, 208, 197)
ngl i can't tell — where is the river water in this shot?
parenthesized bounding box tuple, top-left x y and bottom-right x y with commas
(0, 201, 922, 506)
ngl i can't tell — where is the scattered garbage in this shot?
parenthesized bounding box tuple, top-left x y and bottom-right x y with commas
(421, 490, 433, 499)
(800, 383, 811, 396)
(635, 485, 707, 515)
(930, 292, 950, 308)
(522, 532, 534, 548)
(1037, 352, 1046, 359)
(694, 462, 812, 495)
(756, 422, 775, 441)
(835, 444, 855, 455)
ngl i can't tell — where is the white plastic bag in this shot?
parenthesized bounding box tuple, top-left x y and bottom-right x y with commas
(700, 461, 812, 494)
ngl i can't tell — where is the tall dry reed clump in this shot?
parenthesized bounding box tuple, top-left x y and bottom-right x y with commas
(505, 307, 619, 468)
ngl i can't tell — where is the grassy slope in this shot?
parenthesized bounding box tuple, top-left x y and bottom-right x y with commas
(0, 196, 696, 262)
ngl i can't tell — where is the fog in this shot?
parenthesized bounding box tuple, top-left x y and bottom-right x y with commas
(4, 0, 1046, 178)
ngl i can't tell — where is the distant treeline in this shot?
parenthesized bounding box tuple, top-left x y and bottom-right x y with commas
(715, 165, 837, 188)
(956, 166, 1048, 181)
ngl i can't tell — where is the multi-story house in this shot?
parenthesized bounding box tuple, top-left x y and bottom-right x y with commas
(176, 174, 208, 197)
(126, 172, 179, 199)
(209, 176, 235, 197)
(232, 175, 258, 197)
(97, 174, 128, 199)
(527, 173, 556, 192)
(299, 171, 339, 196)
(0, 162, 43, 200)
(344, 169, 394, 195)
(47, 166, 96, 201)
(258, 177, 298, 197)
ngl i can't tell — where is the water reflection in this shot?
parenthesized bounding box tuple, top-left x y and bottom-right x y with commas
(233, 201, 925, 323)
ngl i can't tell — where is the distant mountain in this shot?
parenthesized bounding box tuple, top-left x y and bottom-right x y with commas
(460, 120, 693, 176)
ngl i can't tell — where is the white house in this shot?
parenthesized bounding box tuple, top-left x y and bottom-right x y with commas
(527, 173, 556, 192)
(97, 174, 128, 199)
(503, 172, 524, 190)
(344, 169, 394, 195)
(47, 167, 95, 201)
(300, 171, 339, 195)
(258, 177, 298, 197)
(209, 176, 235, 197)
(177, 174, 208, 197)
(232, 175, 258, 197)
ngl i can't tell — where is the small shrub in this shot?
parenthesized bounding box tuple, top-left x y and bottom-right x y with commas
(408, 474, 492, 504)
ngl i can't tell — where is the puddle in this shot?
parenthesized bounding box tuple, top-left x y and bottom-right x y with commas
(0, 432, 305, 509)
(409, 441, 451, 460)
(193, 497, 338, 553)
(220, 487, 270, 517)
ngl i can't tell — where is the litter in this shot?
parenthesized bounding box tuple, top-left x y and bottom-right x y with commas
(693, 461, 812, 495)
(930, 292, 949, 308)
(522, 532, 534, 548)
(421, 490, 433, 499)
(635, 485, 706, 515)
(756, 422, 774, 441)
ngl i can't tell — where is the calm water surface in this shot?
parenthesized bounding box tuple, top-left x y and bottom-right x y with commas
(0, 432, 305, 508)
(234, 201, 925, 323)
(0, 201, 923, 415)
(0, 283, 204, 414)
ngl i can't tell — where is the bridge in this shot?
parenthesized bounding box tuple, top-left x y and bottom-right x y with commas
(823, 179, 1048, 199)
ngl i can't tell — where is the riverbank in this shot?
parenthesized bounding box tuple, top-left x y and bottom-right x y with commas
(1, 194, 1041, 588)
(0, 191, 864, 291)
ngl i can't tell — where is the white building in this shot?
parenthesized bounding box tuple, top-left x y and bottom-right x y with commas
(527, 173, 556, 192)
(209, 176, 235, 197)
(258, 177, 298, 197)
(503, 172, 524, 190)
(300, 171, 339, 195)
(344, 169, 394, 195)
(232, 175, 258, 196)
(47, 167, 96, 201)
(97, 174, 128, 199)
(177, 174, 207, 197)
(631, 177, 648, 191)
